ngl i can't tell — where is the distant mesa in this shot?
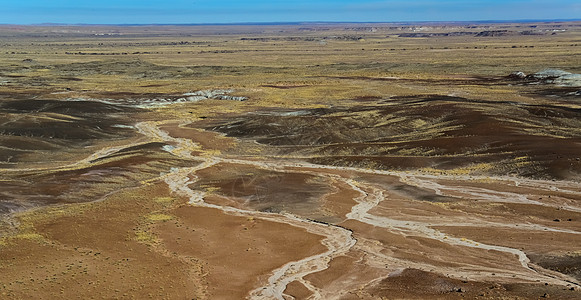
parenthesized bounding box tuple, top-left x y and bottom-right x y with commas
(399, 30, 544, 38)
(475, 30, 509, 37)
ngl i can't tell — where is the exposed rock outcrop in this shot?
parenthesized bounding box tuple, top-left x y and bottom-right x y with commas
(527, 69, 572, 80)
(66, 89, 248, 108)
(508, 69, 581, 87)
(507, 71, 527, 79)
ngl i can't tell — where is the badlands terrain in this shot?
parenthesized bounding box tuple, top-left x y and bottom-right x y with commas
(1, 22, 581, 299)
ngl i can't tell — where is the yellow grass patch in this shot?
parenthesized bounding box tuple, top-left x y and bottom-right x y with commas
(134, 230, 158, 244)
(146, 214, 173, 222)
(421, 162, 494, 176)
(154, 197, 175, 204)
(14, 233, 45, 241)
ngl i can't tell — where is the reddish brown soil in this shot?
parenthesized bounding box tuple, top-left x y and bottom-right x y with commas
(366, 268, 578, 300)
(160, 123, 235, 152)
(155, 204, 326, 299)
(0, 183, 204, 299)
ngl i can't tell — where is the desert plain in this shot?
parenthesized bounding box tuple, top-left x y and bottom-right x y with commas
(1, 22, 581, 299)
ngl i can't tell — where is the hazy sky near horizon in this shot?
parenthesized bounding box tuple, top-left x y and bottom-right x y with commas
(1, 0, 580, 24)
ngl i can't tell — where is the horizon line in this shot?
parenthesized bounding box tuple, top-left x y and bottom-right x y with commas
(1, 18, 581, 27)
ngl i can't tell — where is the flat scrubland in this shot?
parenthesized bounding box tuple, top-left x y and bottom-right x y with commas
(1, 22, 581, 299)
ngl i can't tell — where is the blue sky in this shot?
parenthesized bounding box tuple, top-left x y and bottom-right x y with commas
(1, 0, 580, 24)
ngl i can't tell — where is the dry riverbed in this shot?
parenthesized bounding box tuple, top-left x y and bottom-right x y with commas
(2, 22, 581, 299)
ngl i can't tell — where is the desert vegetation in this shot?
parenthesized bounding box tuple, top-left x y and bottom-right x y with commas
(1, 22, 581, 299)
